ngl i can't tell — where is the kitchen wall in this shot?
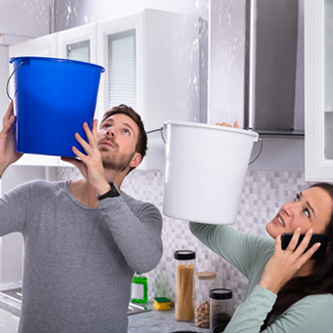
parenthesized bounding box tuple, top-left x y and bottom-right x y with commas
(58, 167, 313, 313)
(53, 0, 309, 314)
(0, 0, 310, 314)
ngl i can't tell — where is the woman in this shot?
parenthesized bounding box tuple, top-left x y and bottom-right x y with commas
(190, 182, 333, 332)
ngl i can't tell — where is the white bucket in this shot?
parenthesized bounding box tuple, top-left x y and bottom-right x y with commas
(163, 121, 259, 225)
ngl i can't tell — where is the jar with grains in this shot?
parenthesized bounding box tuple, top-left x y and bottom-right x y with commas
(210, 288, 232, 331)
(174, 250, 196, 321)
(194, 272, 217, 328)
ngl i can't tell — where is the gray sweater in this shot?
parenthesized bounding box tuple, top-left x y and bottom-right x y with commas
(0, 180, 163, 333)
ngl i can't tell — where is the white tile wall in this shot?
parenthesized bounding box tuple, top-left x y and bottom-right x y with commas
(57, 167, 313, 313)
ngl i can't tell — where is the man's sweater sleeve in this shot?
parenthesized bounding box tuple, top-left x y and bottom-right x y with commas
(0, 181, 36, 236)
(99, 195, 163, 273)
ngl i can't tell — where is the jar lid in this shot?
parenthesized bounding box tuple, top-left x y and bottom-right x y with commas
(174, 250, 195, 260)
(209, 288, 232, 300)
(195, 272, 217, 280)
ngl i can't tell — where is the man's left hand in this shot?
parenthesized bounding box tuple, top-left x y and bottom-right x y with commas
(61, 119, 110, 195)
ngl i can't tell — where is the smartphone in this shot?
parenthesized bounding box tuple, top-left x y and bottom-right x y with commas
(281, 233, 328, 259)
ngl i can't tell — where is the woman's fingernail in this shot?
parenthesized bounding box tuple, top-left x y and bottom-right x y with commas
(309, 229, 313, 234)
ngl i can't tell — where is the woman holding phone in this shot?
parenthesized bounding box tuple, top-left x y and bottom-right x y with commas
(190, 182, 333, 332)
(190, 124, 333, 332)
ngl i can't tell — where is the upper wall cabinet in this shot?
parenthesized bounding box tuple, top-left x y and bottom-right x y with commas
(97, 9, 200, 169)
(8, 9, 200, 169)
(305, 0, 333, 180)
(9, 33, 58, 58)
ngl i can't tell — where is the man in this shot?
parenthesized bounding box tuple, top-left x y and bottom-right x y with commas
(0, 102, 163, 332)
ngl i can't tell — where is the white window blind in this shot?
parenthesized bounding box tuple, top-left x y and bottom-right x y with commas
(66, 40, 90, 63)
(108, 29, 136, 110)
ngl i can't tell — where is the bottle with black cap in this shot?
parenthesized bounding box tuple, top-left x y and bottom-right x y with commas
(209, 288, 232, 331)
(174, 250, 196, 321)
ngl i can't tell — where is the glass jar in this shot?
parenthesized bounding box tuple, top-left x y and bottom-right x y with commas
(210, 288, 232, 331)
(174, 250, 196, 321)
(194, 272, 217, 328)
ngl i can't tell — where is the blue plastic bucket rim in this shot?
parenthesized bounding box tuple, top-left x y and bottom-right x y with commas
(9, 56, 105, 73)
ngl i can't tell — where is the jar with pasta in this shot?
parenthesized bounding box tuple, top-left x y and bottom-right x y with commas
(174, 250, 196, 321)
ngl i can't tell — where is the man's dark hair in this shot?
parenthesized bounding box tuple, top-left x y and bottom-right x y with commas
(101, 104, 148, 170)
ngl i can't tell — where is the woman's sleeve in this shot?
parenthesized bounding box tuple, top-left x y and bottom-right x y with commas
(189, 222, 273, 279)
(224, 285, 333, 333)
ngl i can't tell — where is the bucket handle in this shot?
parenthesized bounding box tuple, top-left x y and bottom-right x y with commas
(147, 127, 165, 143)
(147, 127, 263, 165)
(6, 61, 24, 101)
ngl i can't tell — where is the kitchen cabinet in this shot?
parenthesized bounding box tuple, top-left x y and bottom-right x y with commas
(10, 314, 19, 333)
(97, 9, 199, 169)
(304, 0, 333, 180)
(58, 23, 97, 63)
(0, 308, 19, 333)
(7, 9, 200, 169)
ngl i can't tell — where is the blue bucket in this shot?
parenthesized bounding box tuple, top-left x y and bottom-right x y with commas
(8, 57, 105, 157)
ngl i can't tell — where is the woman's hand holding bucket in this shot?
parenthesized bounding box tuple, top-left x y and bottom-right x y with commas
(0, 102, 23, 177)
(216, 121, 240, 128)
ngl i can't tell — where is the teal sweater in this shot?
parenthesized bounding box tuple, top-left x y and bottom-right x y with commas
(189, 222, 333, 332)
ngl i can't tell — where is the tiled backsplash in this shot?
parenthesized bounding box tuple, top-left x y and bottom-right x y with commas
(57, 167, 313, 313)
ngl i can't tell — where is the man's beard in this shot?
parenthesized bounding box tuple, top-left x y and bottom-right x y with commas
(100, 143, 136, 172)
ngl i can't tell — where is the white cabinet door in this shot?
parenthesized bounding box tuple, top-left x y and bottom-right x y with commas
(9, 315, 19, 333)
(0, 308, 11, 333)
(0, 308, 20, 333)
(305, 0, 333, 180)
(57, 23, 101, 168)
(97, 9, 199, 169)
(58, 23, 97, 63)
(97, 11, 143, 124)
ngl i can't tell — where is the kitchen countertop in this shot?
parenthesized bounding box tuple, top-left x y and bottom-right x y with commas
(0, 281, 209, 332)
(128, 306, 210, 333)
(0, 281, 22, 317)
